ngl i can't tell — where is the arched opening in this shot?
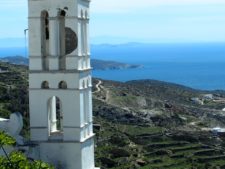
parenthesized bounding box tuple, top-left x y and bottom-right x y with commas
(83, 90, 88, 137)
(58, 81, 67, 89)
(82, 80, 86, 89)
(41, 11, 49, 70)
(82, 58, 86, 69)
(58, 10, 66, 70)
(88, 76, 92, 87)
(85, 57, 90, 68)
(41, 81, 49, 89)
(48, 96, 63, 135)
(86, 79, 89, 88)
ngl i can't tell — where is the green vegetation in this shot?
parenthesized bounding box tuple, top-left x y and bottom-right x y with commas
(0, 131, 54, 169)
(0, 131, 16, 146)
(0, 62, 29, 136)
(93, 79, 225, 169)
(94, 117, 225, 169)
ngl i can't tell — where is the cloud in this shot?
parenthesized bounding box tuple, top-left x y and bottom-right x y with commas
(91, 0, 225, 13)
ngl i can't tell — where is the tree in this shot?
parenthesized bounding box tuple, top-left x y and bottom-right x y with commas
(0, 131, 54, 169)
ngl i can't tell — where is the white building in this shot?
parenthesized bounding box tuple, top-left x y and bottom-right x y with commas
(28, 0, 97, 168)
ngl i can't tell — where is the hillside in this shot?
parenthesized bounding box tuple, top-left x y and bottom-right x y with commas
(0, 56, 29, 65)
(0, 62, 28, 136)
(92, 79, 225, 169)
(0, 61, 225, 168)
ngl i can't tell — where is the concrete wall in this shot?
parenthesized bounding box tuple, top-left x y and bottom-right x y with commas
(38, 138, 94, 169)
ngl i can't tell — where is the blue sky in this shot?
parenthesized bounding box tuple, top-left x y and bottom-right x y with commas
(0, 0, 225, 45)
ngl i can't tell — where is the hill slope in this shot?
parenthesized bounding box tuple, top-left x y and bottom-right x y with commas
(92, 79, 225, 169)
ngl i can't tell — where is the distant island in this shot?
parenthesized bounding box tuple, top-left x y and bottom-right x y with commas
(0, 56, 143, 70)
(91, 59, 143, 70)
(0, 56, 29, 65)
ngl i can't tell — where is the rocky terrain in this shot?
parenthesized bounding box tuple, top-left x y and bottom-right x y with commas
(92, 79, 225, 169)
(0, 61, 225, 168)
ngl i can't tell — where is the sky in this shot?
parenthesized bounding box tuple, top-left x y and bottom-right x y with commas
(0, 0, 225, 45)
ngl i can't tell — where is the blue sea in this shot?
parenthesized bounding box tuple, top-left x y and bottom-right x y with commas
(0, 43, 225, 90)
(91, 43, 225, 91)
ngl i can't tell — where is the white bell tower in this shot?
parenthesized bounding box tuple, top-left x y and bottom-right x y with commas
(28, 0, 97, 168)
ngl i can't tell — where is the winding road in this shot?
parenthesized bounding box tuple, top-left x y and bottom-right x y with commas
(93, 80, 102, 94)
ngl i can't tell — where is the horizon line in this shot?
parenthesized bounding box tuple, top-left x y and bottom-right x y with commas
(1, 40, 225, 48)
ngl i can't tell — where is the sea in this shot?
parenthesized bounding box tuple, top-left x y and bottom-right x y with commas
(0, 43, 225, 91)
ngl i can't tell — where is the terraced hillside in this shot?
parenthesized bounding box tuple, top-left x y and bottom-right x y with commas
(92, 79, 225, 169)
(94, 118, 225, 169)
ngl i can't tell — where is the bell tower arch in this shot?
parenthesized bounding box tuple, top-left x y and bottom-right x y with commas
(28, 0, 97, 168)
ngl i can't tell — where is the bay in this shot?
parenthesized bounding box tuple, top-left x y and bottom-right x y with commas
(92, 43, 225, 90)
(0, 43, 225, 90)
(93, 61, 225, 90)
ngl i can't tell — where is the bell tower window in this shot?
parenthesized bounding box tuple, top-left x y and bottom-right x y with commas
(48, 96, 63, 135)
(41, 11, 49, 70)
(41, 81, 49, 89)
(58, 10, 66, 70)
(58, 81, 67, 89)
